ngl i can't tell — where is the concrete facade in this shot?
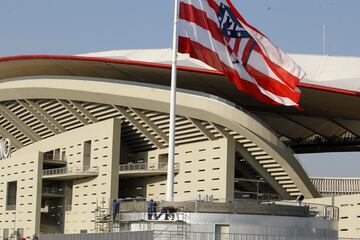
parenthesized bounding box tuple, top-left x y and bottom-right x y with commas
(0, 119, 121, 238)
(305, 194, 360, 238)
(120, 138, 235, 202)
(0, 114, 243, 237)
(0, 77, 330, 238)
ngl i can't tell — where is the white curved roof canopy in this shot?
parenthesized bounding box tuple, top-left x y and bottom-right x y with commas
(0, 49, 359, 154)
(80, 49, 360, 92)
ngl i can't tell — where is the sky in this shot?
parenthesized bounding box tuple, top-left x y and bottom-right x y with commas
(0, 0, 359, 177)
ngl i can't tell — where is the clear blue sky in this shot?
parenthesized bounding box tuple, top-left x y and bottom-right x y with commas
(0, 0, 359, 177)
(1, 0, 359, 57)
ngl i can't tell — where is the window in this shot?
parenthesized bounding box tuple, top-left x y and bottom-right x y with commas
(6, 181, 17, 210)
(61, 150, 66, 161)
(159, 153, 168, 167)
(83, 140, 92, 166)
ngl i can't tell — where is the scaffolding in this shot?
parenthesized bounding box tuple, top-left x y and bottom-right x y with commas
(117, 207, 190, 239)
(94, 199, 190, 239)
(94, 198, 115, 233)
(94, 206, 112, 233)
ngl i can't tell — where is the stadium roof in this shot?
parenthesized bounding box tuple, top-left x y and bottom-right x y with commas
(311, 177, 360, 196)
(0, 49, 359, 153)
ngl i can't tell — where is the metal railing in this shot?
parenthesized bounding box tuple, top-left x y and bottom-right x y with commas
(37, 230, 360, 240)
(40, 231, 154, 240)
(43, 166, 99, 176)
(42, 187, 65, 196)
(115, 199, 338, 221)
(273, 201, 339, 221)
(119, 162, 179, 172)
(43, 153, 65, 162)
(154, 231, 342, 240)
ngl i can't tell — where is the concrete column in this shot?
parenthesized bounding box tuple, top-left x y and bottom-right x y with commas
(225, 139, 235, 202)
(34, 152, 44, 235)
(110, 118, 121, 200)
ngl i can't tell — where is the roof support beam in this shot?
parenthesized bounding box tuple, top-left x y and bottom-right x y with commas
(235, 143, 290, 199)
(68, 100, 98, 124)
(330, 118, 360, 138)
(189, 118, 217, 141)
(281, 114, 327, 140)
(129, 107, 169, 144)
(113, 105, 165, 149)
(17, 100, 65, 134)
(211, 123, 231, 139)
(0, 105, 41, 142)
(57, 100, 89, 126)
(0, 126, 23, 149)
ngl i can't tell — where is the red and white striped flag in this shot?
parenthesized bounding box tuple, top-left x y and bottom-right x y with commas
(177, 0, 306, 107)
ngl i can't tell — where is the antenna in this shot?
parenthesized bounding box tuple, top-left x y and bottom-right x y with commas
(322, 25, 326, 55)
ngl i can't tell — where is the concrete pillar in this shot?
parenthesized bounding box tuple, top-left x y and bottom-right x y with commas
(110, 118, 121, 200)
(225, 139, 235, 202)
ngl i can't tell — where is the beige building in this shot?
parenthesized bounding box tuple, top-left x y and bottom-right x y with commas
(307, 178, 360, 238)
(0, 49, 359, 238)
(305, 194, 360, 238)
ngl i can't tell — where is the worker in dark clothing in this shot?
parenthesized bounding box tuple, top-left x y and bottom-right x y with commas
(112, 199, 119, 220)
(153, 201, 158, 217)
(147, 199, 154, 220)
(156, 206, 176, 220)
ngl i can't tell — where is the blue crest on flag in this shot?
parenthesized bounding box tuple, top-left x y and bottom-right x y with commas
(217, 3, 251, 39)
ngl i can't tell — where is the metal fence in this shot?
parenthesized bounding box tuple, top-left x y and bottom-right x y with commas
(116, 198, 338, 221)
(154, 231, 359, 240)
(154, 231, 358, 240)
(156, 232, 299, 240)
(273, 200, 339, 221)
(42, 187, 65, 196)
(38, 231, 360, 240)
(40, 231, 154, 240)
(39, 231, 154, 240)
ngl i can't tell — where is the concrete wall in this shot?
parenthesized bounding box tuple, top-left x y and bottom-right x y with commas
(60, 119, 120, 233)
(189, 212, 337, 239)
(0, 118, 121, 237)
(1, 116, 239, 235)
(122, 212, 337, 239)
(305, 194, 360, 238)
(0, 152, 42, 239)
(119, 138, 235, 202)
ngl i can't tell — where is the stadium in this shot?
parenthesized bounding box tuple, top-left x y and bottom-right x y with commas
(0, 49, 359, 239)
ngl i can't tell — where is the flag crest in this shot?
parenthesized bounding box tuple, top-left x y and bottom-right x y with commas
(178, 0, 306, 107)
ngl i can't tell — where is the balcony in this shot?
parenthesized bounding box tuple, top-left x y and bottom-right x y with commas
(43, 166, 99, 180)
(42, 187, 65, 198)
(119, 162, 179, 178)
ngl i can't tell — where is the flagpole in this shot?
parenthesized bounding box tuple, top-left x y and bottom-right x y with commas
(167, 0, 180, 202)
